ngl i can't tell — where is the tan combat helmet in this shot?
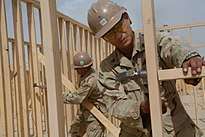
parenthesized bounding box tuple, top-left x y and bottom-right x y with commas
(87, 0, 126, 38)
(73, 52, 93, 69)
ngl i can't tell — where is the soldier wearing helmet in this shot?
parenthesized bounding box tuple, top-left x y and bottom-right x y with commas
(88, 0, 204, 137)
(63, 52, 106, 137)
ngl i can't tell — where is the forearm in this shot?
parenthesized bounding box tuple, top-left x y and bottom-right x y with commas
(159, 34, 200, 68)
(63, 91, 86, 104)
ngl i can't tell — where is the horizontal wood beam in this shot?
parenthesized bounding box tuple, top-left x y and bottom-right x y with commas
(190, 44, 205, 49)
(137, 22, 205, 32)
(158, 67, 205, 81)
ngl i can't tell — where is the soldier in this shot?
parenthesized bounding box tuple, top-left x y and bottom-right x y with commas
(63, 52, 105, 137)
(87, 0, 205, 137)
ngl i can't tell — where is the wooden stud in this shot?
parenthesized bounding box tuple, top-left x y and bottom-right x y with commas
(95, 39, 100, 71)
(13, 0, 30, 136)
(99, 39, 103, 62)
(76, 26, 81, 51)
(202, 78, 205, 106)
(0, 3, 7, 136)
(142, 0, 163, 136)
(91, 36, 96, 69)
(0, 0, 14, 136)
(13, 40, 21, 137)
(193, 87, 198, 124)
(87, 32, 92, 56)
(40, 0, 65, 137)
(81, 29, 86, 52)
(0, 51, 6, 137)
(60, 19, 72, 135)
(27, 3, 43, 137)
(137, 22, 205, 33)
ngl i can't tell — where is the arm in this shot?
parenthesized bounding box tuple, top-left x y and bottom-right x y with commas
(63, 83, 92, 104)
(98, 65, 127, 99)
(158, 33, 204, 85)
(158, 33, 199, 68)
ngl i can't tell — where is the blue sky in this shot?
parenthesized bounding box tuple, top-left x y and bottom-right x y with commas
(57, 0, 205, 55)
(4, 0, 205, 55)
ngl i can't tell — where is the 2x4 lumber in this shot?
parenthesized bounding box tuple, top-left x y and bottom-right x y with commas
(66, 22, 76, 84)
(59, 19, 72, 134)
(193, 87, 198, 124)
(27, 5, 36, 136)
(202, 78, 205, 105)
(27, 3, 43, 137)
(86, 32, 92, 56)
(13, 39, 21, 137)
(137, 22, 205, 32)
(0, 1, 7, 135)
(81, 29, 86, 51)
(158, 67, 205, 81)
(0, 0, 14, 136)
(40, 0, 65, 137)
(91, 36, 96, 69)
(95, 39, 100, 71)
(0, 47, 6, 137)
(13, 0, 29, 136)
(142, 0, 163, 137)
(82, 101, 120, 137)
(75, 26, 81, 51)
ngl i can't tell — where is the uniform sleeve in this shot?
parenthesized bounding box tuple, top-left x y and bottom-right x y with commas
(63, 84, 91, 104)
(98, 67, 127, 99)
(158, 33, 200, 68)
(99, 70, 120, 90)
(63, 77, 96, 104)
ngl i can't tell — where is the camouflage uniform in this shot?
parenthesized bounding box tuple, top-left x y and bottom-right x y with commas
(98, 32, 204, 137)
(64, 68, 105, 137)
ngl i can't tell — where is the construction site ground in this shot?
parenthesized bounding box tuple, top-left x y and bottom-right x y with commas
(180, 90, 205, 133)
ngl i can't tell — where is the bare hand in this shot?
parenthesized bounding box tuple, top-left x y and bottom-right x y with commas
(182, 56, 205, 75)
(182, 56, 205, 85)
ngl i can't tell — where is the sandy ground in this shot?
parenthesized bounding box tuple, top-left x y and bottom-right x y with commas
(179, 90, 205, 133)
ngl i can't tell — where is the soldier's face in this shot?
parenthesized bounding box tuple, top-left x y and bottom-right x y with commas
(76, 67, 90, 76)
(76, 67, 89, 76)
(103, 13, 134, 49)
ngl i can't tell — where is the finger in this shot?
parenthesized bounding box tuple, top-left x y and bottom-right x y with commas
(196, 58, 202, 74)
(121, 36, 128, 45)
(182, 61, 189, 74)
(116, 33, 123, 41)
(122, 37, 131, 46)
(120, 33, 126, 42)
(202, 57, 205, 66)
(190, 59, 197, 75)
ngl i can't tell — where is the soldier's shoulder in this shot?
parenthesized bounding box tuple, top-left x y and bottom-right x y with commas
(156, 31, 182, 46)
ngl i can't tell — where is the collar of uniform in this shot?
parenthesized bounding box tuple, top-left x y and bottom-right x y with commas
(113, 49, 134, 68)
